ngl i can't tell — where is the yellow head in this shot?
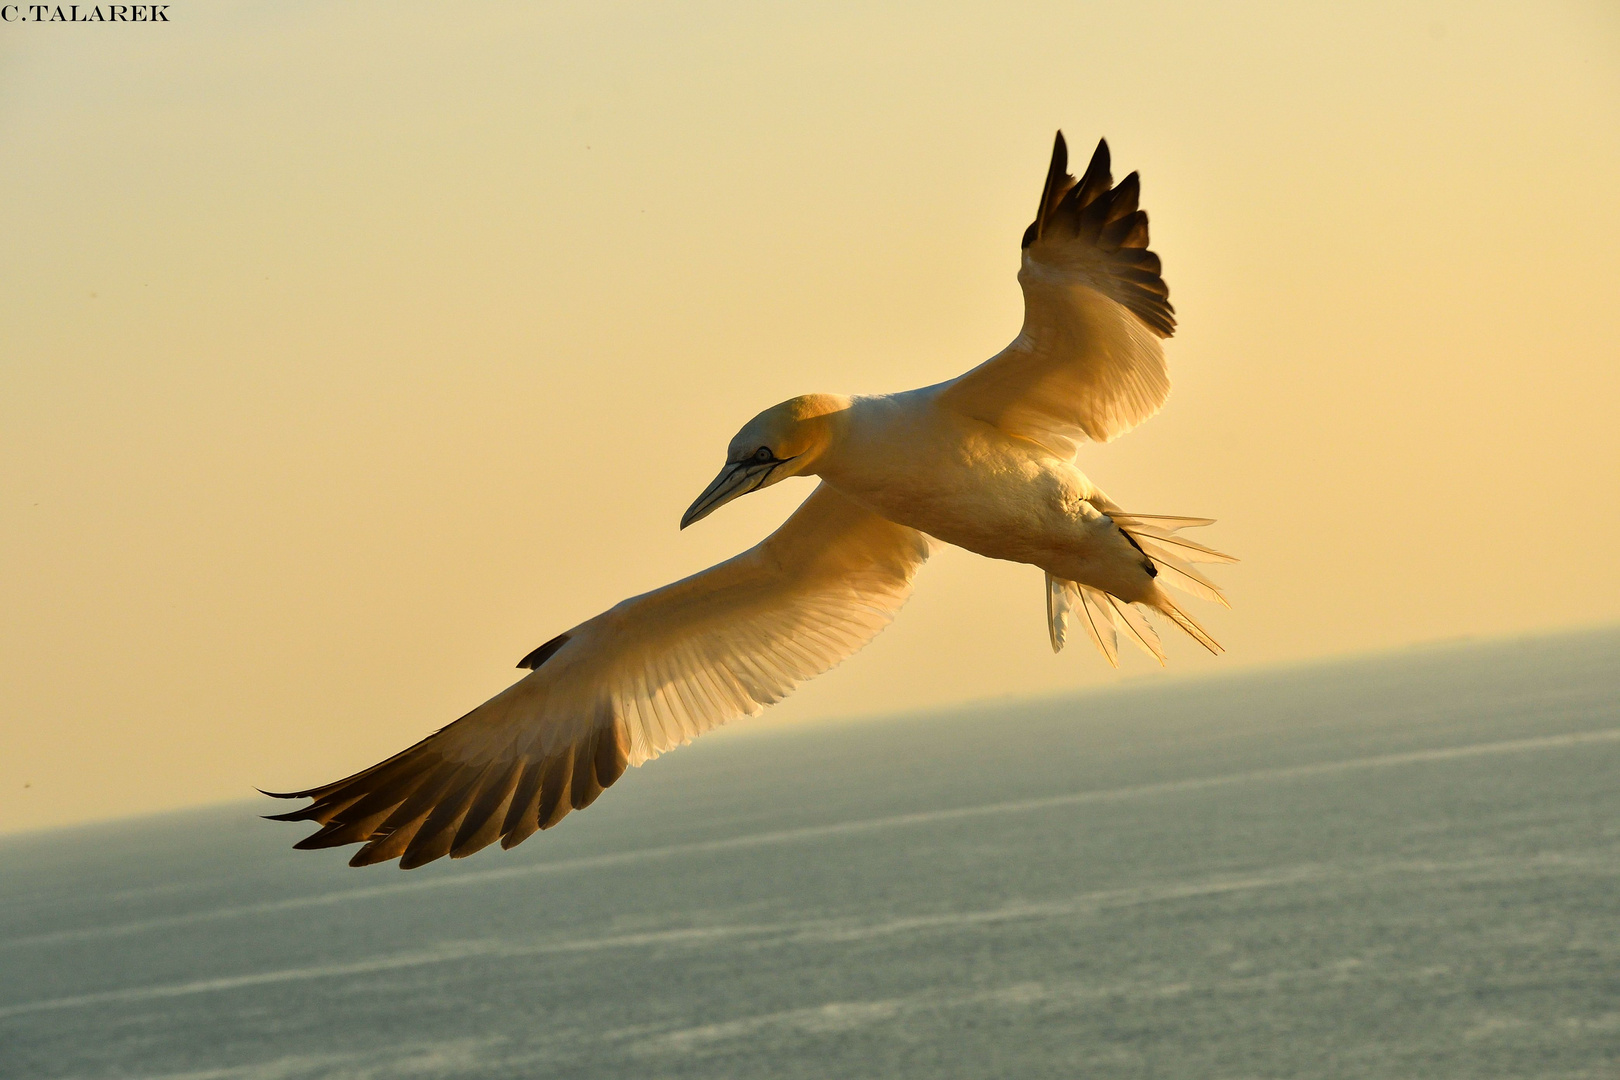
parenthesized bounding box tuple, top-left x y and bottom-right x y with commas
(681, 394, 849, 528)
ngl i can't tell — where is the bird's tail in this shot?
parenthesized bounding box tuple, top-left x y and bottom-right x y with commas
(1145, 586, 1224, 657)
(1045, 514, 1234, 666)
(1110, 513, 1236, 609)
(1047, 573, 1160, 667)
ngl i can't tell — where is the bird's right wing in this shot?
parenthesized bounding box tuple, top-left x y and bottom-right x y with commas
(265, 483, 930, 868)
(936, 133, 1175, 457)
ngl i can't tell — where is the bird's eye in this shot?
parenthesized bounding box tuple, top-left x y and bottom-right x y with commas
(754, 447, 773, 462)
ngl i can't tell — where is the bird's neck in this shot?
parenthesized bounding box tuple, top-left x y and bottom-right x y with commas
(787, 394, 854, 477)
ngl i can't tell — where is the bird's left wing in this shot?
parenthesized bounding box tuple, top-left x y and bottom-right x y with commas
(266, 483, 930, 869)
(936, 132, 1174, 457)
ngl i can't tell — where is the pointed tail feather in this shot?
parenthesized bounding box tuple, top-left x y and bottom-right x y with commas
(1110, 514, 1236, 562)
(1047, 573, 1121, 666)
(1113, 513, 1235, 608)
(1125, 528, 1236, 563)
(1104, 592, 1166, 664)
(1108, 513, 1215, 530)
(1045, 572, 1067, 653)
(1130, 537, 1230, 607)
(1051, 573, 1175, 668)
(1050, 577, 1220, 664)
(1075, 585, 1120, 667)
(1151, 588, 1224, 655)
(1047, 511, 1229, 666)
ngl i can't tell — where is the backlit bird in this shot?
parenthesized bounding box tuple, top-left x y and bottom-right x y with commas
(267, 132, 1234, 868)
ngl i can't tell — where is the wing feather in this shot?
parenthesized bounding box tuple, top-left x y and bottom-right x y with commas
(450, 764, 524, 859)
(266, 483, 929, 868)
(498, 759, 547, 849)
(939, 131, 1175, 455)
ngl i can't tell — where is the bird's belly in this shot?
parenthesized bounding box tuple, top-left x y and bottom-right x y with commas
(834, 458, 1092, 569)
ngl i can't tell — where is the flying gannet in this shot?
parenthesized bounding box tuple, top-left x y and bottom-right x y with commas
(267, 132, 1234, 868)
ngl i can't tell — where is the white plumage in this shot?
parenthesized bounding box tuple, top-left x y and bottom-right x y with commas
(268, 132, 1233, 868)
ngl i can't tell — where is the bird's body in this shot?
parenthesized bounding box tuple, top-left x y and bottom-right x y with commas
(267, 132, 1235, 868)
(814, 390, 1151, 602)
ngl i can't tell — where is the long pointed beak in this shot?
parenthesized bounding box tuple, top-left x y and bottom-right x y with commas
(680, 461, 776, 529)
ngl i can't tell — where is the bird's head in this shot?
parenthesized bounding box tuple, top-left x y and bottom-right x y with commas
(680, 394, 849, 529)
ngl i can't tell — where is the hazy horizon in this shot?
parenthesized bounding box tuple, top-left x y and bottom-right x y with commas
(3, 622, 1613, 840)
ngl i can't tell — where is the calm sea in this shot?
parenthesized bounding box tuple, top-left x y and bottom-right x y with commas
(3, 629, 1618, 1079)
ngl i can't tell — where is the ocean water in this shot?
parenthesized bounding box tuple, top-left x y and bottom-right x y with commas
(3, 629, 1618, 1080)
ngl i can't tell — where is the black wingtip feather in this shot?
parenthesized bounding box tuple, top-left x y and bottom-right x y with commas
(292, 827, 351, 850)
(1049, 130, 1069, 181)
(517, 632, 571, 670)
(262, 807, 325, 822)
(1019, 133, 1176, 338)
(1029, 130, 1074, 247)
(1084, 138, 1111, 180)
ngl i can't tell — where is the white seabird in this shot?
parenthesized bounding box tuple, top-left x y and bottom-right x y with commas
(268, 132, 1234, 868)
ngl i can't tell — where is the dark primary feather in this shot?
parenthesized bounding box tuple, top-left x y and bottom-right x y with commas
(1021, 131, 1175, 338)
(264, 712, 632, 869)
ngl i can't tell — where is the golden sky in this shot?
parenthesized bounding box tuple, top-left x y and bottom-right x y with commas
(3, 1, 1617, 834)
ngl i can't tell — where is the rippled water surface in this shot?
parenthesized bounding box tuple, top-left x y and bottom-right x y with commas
(4, 630, 1618, 1079)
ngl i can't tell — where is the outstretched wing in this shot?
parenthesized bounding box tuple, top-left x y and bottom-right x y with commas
(937, 132, 1174, 456)
(265, 483, 930, 869)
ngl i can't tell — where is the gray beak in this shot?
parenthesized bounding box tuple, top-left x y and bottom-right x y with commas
(680, 460, 778, 529)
